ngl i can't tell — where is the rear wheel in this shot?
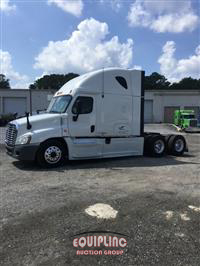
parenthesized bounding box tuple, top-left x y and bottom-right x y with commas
(36, 140, 66, 167)
(165, 134, 173, 143)
(165, 134, 173, 153)
(145, 135, 166, 157)
(167, 135, 186, 156)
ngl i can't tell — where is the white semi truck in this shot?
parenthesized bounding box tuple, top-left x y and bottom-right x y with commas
(5, 68, 187, 167)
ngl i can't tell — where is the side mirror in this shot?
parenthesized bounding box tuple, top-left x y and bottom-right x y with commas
(73, 114, 79, 122)
(72, 100, 81, 122)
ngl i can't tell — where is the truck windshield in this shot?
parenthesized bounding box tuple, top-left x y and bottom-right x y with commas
(183, 115, 195, 119)
(47, 95, 72, 113)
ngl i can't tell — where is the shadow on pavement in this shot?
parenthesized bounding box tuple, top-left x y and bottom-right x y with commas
(12, 155, 199, 172)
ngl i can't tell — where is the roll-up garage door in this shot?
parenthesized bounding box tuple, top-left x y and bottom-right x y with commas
(144, 100, 153, 123)
(164, 106, 180, 123)
(3, 97, 27, 116)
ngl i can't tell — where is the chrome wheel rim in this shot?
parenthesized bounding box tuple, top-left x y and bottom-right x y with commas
(44, 146, 62, 164)
(174, 139, 184, 152)
(154, 139, 165, 154)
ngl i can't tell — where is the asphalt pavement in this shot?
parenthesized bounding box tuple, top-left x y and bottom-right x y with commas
(0, 125, 200, 265)
(0, 127, 6, 145)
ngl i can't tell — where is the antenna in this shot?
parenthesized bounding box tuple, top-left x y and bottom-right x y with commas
(25, 112, 32, 130)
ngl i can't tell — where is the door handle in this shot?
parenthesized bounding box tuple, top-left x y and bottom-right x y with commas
(90, 125, 95, 133)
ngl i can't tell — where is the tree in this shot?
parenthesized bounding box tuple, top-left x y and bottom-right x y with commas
(144, 73, 200, 90)
(29, 73, 79, 90)
(170, 77, 200, 90)
(144, 72, 170, 90)
(0, 74, 10, 89)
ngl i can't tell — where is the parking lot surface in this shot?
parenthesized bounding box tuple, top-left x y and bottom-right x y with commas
(0, 127, 6, 145)
(0, 126, 200, 265)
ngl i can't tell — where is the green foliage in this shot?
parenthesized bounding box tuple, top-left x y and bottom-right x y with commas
(144, 73, 200, 90)
(0, 74, 10, 89)
(144, 72, 170, 90)
(170, 77, 200, 90)
(29, 73, 79, 90)
(0, 113, 17, 126)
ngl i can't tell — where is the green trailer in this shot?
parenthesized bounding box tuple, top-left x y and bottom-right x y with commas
(174, 110, 197, 129)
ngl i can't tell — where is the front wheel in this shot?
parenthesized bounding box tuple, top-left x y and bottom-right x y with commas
(36, 140, 66, 167)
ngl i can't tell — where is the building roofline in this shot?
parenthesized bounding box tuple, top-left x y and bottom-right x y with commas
(145, 88, 200, 91)
(0, 88, 55, 92)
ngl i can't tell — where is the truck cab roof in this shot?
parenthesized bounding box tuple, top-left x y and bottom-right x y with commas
(54, 67, 144, 97)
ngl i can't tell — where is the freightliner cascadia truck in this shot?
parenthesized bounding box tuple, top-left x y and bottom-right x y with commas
(5, 68, 188, 167)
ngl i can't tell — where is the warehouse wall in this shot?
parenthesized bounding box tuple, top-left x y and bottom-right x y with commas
(0, 89, 54, 116)
(145, 90, 200, 123)
(31, 90, 54, 114)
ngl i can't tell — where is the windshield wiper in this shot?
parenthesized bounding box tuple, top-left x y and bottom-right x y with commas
(49, 110, 60, 113)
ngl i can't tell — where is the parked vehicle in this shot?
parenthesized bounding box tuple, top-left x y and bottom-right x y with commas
(174, 110, 197, 129)
(198, 110, 200, 127)
(5, 68, 188, 167)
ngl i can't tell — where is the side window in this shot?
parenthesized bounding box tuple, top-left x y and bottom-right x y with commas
(115, 76, 128, 89)
(72, 96, 93, 114)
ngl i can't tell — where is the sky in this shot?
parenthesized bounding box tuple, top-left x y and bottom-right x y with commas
(0, 0, 199, 88)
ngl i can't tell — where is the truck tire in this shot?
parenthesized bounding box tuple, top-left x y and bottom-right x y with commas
(167, 135, 186, 156)
(165, 134, 173, 153)
(165, 134, 173, 143)
(36, 139, 66, 167)
(144, 134, 154, 155)
(145, 135, 166, 157)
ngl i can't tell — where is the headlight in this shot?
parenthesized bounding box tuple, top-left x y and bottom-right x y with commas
(18, 134, 32, 145)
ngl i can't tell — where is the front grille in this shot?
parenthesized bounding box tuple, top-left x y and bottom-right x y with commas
(5, 123, 18, 146)
(190, 120, 197, 127)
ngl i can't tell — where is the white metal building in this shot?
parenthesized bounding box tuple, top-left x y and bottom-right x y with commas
(0, 88, 200, 123)
(145, 89, 200, 123)
(0, 89, 54, 116)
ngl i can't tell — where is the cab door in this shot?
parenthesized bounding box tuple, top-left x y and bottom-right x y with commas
(68, 95, 102, 158)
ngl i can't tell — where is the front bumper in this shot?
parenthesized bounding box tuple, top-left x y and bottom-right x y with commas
(6, 143, 39, 161)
